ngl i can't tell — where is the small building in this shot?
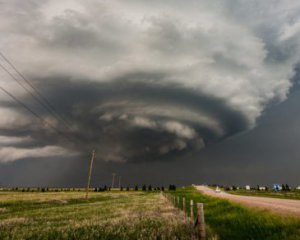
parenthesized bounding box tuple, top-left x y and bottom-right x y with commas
(296, 186, 300, 190)
(245, 185, 251, 190)
(273, 184, 282, 192)
(259, 186, 266, 191)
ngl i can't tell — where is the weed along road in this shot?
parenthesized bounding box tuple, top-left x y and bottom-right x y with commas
(196, 185, 300, 217)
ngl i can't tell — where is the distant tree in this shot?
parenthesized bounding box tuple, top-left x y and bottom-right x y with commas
(282, 184, 286, 191)
(41, 188, 45, 192)
(161, 186, 165, 191)
(120, 186, 123, 191)
(126, 187, 130, 191)
(157, 187, 160, 191)
(257, 185, 260, 191)
(104, 185, 107, 191)
(265, 186, 269, 191)
(142, 185, 147, 191)
(232, 185, 237, 191)
(285, 184, 290, 191)
(135, 185, 138, 191)
(94, 188, 98, 192)
(148, 185, 152, 191)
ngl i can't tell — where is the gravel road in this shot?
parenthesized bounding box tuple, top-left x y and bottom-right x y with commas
(196, 185, 300, 217)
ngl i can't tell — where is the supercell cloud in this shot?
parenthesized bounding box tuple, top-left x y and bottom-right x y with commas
(1, 0, 300, 163)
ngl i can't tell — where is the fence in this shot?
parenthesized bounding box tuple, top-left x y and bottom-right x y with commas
(161, 191, 206, 240)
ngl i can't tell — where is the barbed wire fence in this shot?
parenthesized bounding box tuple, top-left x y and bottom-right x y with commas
(161, 191, 206, 240)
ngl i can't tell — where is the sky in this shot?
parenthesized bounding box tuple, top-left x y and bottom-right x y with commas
(1, 0, 300, 187)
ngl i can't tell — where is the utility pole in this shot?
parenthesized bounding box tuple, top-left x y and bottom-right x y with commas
(85, 150, 95, 199)
(118, 176, 121, 189)
(111, 173, 116, 189)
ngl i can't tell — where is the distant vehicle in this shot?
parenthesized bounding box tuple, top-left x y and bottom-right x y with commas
(215, 186, 221, 193)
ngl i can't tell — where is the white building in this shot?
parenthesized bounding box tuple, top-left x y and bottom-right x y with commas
(296, 186, 300, 190)
(259, 186, 266, 191)
(245, 185, 250, 190)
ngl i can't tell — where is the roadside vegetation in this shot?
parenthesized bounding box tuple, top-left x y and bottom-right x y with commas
(169, 186, 300, 240)
(0, 190, 194, 240)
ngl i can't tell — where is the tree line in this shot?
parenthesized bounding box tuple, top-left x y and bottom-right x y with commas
(1, 185, 177, 192)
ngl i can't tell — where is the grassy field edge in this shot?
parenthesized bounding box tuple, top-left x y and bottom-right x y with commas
(168, 186, 300, 240)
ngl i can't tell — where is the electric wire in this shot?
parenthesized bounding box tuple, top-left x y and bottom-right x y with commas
(0, 52, 73, 130)
(0, 85, 73, 142)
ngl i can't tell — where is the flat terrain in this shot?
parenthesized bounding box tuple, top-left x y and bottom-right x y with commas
(172, 186, 300, 240)
(0, 191, 194, 240)
(196, 185, 300, 217)
(2, 188, 300, 240)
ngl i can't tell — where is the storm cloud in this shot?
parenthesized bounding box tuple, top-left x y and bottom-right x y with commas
(1, 0, 300, 164)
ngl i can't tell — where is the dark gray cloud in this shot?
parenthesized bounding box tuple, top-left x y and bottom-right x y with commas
(0, 75, 249, 163)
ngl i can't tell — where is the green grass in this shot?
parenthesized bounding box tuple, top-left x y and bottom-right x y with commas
(0, 191, 194, 240)
(169, 186, 300, 240)
(227, 189, 300, 200)
(2, 188, 300, 240)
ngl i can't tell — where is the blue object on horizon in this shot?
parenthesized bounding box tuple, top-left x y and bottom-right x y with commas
(273, 184, 282, 191)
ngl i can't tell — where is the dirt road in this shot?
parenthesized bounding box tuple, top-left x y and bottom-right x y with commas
(196, 185, 300, 217)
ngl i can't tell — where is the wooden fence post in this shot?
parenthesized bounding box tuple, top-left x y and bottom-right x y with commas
(183, 197, 186, 220)
(196, 203, 206, 240)
(190, 199, 194, 224)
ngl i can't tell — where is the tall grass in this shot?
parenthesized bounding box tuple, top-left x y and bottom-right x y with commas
(0, 191, 194, 240)
(170, 187, 300, 240)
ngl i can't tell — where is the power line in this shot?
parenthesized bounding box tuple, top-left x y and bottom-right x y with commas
(0, 85, 74, 142)
(0, 52, 73, 130)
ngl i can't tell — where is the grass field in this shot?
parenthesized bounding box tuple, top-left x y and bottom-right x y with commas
(227, 189, 300, 200)
(0, 191, 195, 240)
(2, 188, 300, 240)
(170, 187, 300, 240)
